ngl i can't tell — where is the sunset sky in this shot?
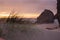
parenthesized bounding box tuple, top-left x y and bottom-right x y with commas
(0, 0, 57, 18)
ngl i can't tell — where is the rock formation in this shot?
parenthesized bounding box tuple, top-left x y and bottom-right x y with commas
(55, 0, 60, 27)
(36, 9, 54, 24)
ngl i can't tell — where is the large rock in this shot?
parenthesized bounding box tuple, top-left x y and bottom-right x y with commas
(36, 9, 54, 24)
(55, 0, 60, 24)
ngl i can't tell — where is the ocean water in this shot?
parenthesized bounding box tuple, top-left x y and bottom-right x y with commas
(54, 19, 59, 26)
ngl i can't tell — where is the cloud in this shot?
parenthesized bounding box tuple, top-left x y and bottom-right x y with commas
(0, 0, 57, 14)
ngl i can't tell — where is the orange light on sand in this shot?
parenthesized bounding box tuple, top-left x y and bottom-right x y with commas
(0, 12, 40, 18)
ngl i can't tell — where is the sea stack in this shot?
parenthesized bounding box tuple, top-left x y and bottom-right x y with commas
(36, 9, 54, 24)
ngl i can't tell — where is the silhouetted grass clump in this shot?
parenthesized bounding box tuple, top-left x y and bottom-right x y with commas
(0, 27, 3, 37)
(6, 16, 24, 24)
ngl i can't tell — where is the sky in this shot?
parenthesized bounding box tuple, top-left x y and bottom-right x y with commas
(0, 0, 57, 18)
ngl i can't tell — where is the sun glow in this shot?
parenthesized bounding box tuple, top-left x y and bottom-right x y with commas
(17, 13, 40, 18)
(0, 12, 40, 18)
(0, 12, 9, 18)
